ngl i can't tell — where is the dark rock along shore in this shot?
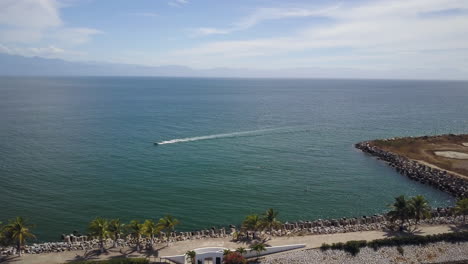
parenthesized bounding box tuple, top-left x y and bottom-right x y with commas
(355, 135, 468, 199)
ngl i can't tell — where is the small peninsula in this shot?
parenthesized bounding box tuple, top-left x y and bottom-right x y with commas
(356, 134, 468, 198)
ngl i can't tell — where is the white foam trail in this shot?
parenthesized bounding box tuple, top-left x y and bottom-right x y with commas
(156, 127, 291, 145)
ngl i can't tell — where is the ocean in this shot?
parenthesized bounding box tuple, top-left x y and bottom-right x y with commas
(1, 77, 467, 242)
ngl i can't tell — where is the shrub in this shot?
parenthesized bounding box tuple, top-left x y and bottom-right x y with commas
(331, 242, 344, 250)
(343, 240, 367, 256)
(367, 231, 468, 250)
(320, 243, 331, 251)
(397, 246, 404, 256)
(223, 252, 246, 264)
(322, 232, 468, 257)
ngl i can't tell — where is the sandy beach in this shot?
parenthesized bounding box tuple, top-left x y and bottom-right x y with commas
(1, 224, 459, 264)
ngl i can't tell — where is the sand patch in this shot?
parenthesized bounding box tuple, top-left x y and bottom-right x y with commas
(434, 151, 468, 160)
(462, 143, 468, 147)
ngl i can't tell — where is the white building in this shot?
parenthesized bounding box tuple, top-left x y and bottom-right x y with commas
(163, 244, 305, 264)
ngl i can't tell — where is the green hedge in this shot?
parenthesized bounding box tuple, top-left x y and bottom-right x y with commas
(320, 231, 468, 256)
(67, 258, 148, 264)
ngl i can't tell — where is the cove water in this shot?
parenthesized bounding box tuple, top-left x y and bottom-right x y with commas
(1, 77, 467, 241)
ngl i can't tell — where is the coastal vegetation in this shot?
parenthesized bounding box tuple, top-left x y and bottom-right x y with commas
(239, 208, 282, 240)
(320, 231, 468, 256)
(108, 219, 124, 248)
(235, 247, 247, 255)
(250, 243, 267, 261)
(223, 251, 247, 264)
(127, 220, 144, 252)
(157, 215, 180, 245)
(142, 219, 158, 248)
(2, 196, 468, 257)
(455, 198, 468, 222)
(0, 217, 35, 256)
(410, 195, 431, 225)
(88, 217, 109, 253)
(185, 250, 196, 264)
(262, 208, 282, 231)
(388, 195, 431, 230)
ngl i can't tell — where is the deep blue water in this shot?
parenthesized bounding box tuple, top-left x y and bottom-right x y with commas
(1, 77, 467, 241)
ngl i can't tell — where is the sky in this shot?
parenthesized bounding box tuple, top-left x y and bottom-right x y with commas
(0, 0, 468, 78)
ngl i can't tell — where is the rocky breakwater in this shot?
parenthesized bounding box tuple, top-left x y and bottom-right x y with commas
(355, 140, 468, 198)
(266, 209, 464, 237)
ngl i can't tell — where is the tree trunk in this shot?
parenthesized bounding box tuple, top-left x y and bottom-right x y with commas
(17, 241, 22, 257)
(113, 232, 118, 248)
(100, 237, 105, 253)
(137, 235, 141, 252)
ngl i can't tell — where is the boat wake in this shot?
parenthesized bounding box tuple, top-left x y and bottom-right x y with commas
(155, 127, 307, 145)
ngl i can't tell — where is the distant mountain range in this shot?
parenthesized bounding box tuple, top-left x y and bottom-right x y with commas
(0, 53, 466, 80)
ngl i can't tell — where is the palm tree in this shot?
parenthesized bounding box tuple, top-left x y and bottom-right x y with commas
(0, 221, 11, 248)
(0, 221, 4, 245)
(235, 247, 247, 256)
(88, 217, 109, 253)
(127, 220, 144, 251)
(250, 243, 266, 261)
(242, 214, 261, 239)
(2, 217, 35, 256)
(454, 198, 468, 223)
(186, 250, 196, 264)
(261, 208, 281, 231)
(157, 215, 180, 245)
(409, 195, 431, 226)
(223, 249, 232, 256)
(108, 219, 125, 248)
(388, 195, 411, 231)
(143, 219, 160, 248)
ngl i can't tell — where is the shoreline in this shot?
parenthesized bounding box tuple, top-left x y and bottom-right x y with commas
(3, 224, 465, 264)
(355, 135, 468, 198)
(1, 214, 465, 257)
(2, 134, 468, 262)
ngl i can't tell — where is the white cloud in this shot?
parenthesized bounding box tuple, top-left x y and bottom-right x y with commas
(53, 27, 102, 45)
(29, 45, 65, 55)
(169, 0, 188, 7)
(0, 43, 86, 58)
(0, 29, 43, 43)
(0, 0, 62, 29)
(169, 0, 468, 73)
(0, 0, 100, 46)
(128, 12, 159, 17)
(192, 27, 230, 36)
(193, 5, 340, 36)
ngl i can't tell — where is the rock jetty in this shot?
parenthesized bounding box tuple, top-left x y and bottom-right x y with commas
(355, 139, 468, 198)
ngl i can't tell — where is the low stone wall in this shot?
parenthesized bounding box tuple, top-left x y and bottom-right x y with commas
(355, 140, 468, 198)
(270, 211, 463, 237)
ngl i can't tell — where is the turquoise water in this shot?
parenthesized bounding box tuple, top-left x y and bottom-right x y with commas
(1, 77, 467, 242)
